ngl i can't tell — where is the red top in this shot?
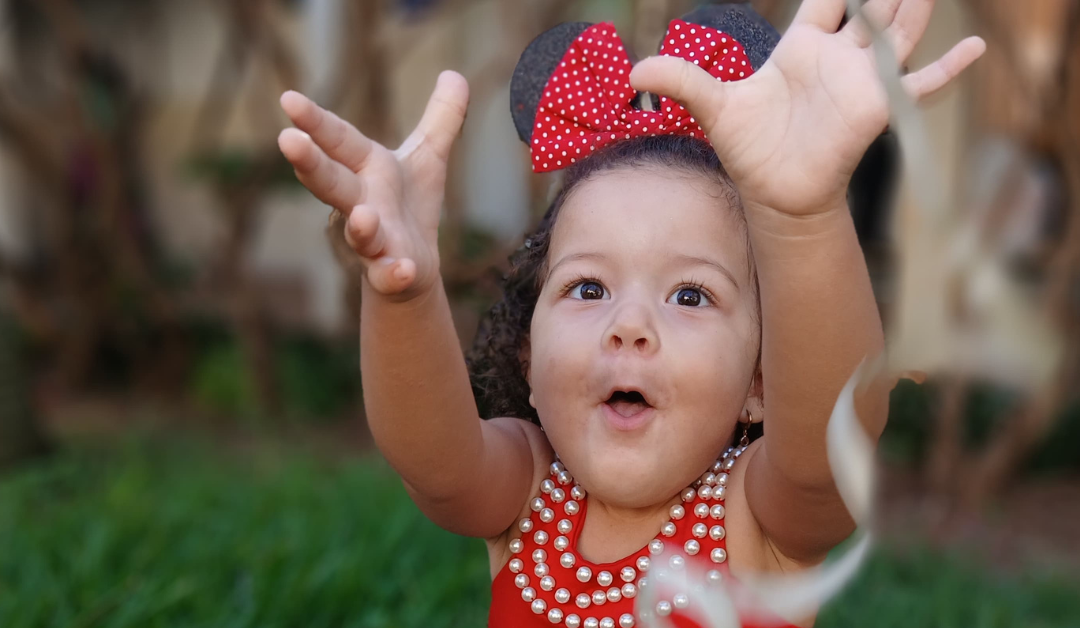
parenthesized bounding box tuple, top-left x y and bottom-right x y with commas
(489, 462, 800, 628)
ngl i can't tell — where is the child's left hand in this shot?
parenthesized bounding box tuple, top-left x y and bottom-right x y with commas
(630, 0, 985, 216)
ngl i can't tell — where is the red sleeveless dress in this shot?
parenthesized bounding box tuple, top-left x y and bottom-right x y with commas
(488, 452, 801, 628)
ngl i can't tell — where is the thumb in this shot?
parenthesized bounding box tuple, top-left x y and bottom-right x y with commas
(629, 56, 728, 134)
(397, 70, 470, 162)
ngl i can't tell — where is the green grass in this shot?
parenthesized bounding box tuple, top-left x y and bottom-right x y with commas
(1, 439, 1078, 627)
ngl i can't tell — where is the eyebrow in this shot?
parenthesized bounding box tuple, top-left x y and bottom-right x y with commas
(671, 254, 740, 292)
(547, 252, 739, 292)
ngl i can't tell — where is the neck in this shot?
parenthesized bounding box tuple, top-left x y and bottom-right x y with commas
(576, 492, 683, 564)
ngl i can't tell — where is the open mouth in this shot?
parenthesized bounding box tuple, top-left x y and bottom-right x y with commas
(605, 390, 652, 418)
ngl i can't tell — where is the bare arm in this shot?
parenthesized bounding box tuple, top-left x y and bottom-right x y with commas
(629, 0, 984, 562)
(279, 72, 536, 539)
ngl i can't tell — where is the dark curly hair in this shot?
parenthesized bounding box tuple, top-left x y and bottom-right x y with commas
(467, 135, 761, 424)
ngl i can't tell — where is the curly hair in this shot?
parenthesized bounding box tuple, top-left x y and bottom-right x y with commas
(467, 135, 760, 424)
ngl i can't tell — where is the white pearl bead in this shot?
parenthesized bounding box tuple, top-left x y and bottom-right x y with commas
(520, 518, 534, 533)
(558, 519, 573, 534)
(551, 461, 565, 475)
(592, 590, 607, 605)
(638, 577, 648, 590)
(620, 566, 636, 582)
(685, 539, 700, 555)
(597, 570, 613, 587)
(606, 586, 622, 603)
(707, 569, 724, 584)
(636, 556, 650, 572)
(540, 575, 555, 591)
(534, 530, 549, 545)
(555, 536, 570, 551)
(619, 613, 636, 628)
(723, 458, 735, 470)
(694, 503, 709, 519)
(660, 522, 676, 537)
(535, 563, 549, 577)
(703, 472, 717, 486)
(584, 618, 600, 628)
(561, 552, 576, 568)
(673, 593, 690, 609)
(710, 525, 726, 541)
(692, 523, 707, 538)
(577, 566, 593, 583)
(558, 470, 573, 485)
(555, 587, 571, 603)
(515, 573, 530, 589)
(564, 500, 580, 515)
(540, 508, 555, 523)
(541, 479, 556, 494)
(712, 460, 724, 473)
(669, 554, 685, 569)
(681, 487, 696, 502)
(711, 547, 727, 563)
(697, 485, 713, 500)
(509, 558, 524, 573)
(621, 583, 637, 598)
(532, 598, 547, 614)
(565, 614, 582, 628)
(600, 617, 615, 628)
(510, 539, 524, 554)
(713, 485, 727, 500)
(571, 485, 587, 500)
(656, 600, 673, 616)
(522, 586, 537, 602)
(551, 488, 566, 503)
(710, 504, 725, 519)
(669, 505, 685, 520)
(576, 592, 591, 608)
(649, 539, 664, 555)
(548, 608, 564, 624)
(532, 497, 546, 512)
(717, 472, 729, 487)
(533, 549, 547, 563)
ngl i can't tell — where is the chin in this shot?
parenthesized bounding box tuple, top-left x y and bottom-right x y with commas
(568, 444, 687, 509)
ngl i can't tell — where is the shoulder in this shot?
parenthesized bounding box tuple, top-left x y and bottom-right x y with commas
(483, 417, 555, 577)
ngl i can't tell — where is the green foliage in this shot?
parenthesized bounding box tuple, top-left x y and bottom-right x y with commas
(1, 440, 1077, 627)
(0, 440, 489, 628)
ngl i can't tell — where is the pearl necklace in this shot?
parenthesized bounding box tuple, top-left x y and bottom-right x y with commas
(505, 442, 748, 628)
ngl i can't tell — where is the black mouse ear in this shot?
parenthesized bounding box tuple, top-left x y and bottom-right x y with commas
(678, 2, 780, 72)
(510, 22, 595, 144)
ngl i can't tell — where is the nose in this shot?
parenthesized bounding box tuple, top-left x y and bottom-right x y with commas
(604, 301, 660, 355)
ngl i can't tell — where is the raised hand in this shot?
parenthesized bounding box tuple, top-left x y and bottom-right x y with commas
(278, 71, 469, 299)
(629, 0, 986, 216)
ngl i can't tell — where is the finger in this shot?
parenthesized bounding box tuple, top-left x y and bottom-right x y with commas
(280, 90, 374, 171)
(396, 70, 470, 162)
(841, 0, 903, 48)
(629, 55, 728, 134)
(901, 36, 986, 100)
(366, 257, 417, 296)
(278, 127, 363, 210)
(343, 204, 389, 260)
(792, 0, 847, 31)
(884, 0, 937, 63)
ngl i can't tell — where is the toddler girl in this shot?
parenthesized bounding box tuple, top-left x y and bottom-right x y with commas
(277, 1, 984, 626)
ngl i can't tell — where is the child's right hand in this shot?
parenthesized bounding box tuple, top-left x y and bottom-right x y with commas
(278, 71, 469, 300)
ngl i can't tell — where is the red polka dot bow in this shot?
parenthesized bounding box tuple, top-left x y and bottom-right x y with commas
(530, 19, 754, 173)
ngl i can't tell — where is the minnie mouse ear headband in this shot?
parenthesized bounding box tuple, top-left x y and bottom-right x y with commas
(510, 2, 780, 173)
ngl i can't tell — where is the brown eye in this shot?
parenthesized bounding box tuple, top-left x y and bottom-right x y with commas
(673, 288, 704, 307)
(574, 282, 606, 300)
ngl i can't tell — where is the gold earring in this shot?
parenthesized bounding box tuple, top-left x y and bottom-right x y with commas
(740, 411, 753, 448)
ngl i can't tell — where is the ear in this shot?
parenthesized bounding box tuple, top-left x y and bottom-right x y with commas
(743, 360, 764, 422)
(510, 21, 595, 143)
(677, 2, 781, 72)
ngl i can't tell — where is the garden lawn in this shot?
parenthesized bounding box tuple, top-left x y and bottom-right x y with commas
(0, 438, 1077, 628)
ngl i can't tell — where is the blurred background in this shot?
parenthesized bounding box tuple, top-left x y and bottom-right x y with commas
(0, 0, 1078, 626)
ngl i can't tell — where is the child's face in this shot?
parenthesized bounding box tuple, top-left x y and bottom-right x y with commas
(528, 166, 761, 509)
